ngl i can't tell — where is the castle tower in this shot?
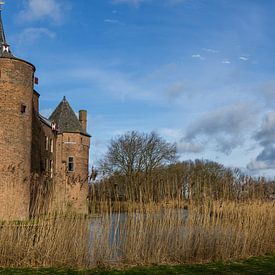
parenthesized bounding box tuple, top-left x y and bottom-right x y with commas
(49, 97, 90, 213)
(0, 10, 35, 220)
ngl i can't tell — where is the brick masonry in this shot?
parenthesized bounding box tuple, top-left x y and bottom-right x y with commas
(0, 57, 90, 221)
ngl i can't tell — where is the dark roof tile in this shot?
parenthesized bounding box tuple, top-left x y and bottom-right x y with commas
(49, 97, 89, 136)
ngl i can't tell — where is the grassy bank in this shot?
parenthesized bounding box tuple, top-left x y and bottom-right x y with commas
(0, 254, 274, 274)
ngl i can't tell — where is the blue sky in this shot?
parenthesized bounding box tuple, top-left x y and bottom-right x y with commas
(2, 0, 275, 176)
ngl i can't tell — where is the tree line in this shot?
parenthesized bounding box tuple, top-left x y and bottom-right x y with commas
(90, 131, 275, 204)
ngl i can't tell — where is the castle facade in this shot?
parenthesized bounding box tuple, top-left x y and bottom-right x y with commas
(0, 11, 90, 220)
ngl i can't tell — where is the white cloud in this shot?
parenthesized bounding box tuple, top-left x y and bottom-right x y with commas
(65, 67, 146, 101)
(16, 28, 56, 45)
(222, 60, 231, 64)
(159, 128, 182, 140)
(19, 0, 66, 23)
(192, 54, 204, 60)
(240, 56, 249, 61)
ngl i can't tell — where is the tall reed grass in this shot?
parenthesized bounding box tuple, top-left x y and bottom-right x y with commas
(0, 200, 274, 268)
(0, 160, 274, 268)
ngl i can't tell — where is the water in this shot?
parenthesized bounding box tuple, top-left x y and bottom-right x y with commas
(88, 209, 189, 261)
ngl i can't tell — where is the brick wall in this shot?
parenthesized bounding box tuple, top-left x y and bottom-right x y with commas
(50, 132, 90, 214)
(30, 119, 57, 217)
(0, 58, 35, 221)
(0, 58, 90, 220)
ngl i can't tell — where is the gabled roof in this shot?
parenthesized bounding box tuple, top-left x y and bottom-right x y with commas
(39, 114, 52, 128)
(49, 97, 90, 136)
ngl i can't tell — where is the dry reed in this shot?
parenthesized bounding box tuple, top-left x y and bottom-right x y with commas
(1, 161, 274, 268)
(0, 200, 274, 269)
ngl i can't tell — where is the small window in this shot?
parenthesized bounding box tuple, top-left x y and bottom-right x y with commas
(68, 157, 75, 172)
(45, 158, 49, 172)
(21, 104, 27, 113)
(50, 139, 54, 153)
(50, 160, 53, 178)
(45, 136, 49, 151)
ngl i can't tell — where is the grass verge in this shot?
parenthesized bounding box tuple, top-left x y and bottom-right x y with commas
(0, 254, 274, 274)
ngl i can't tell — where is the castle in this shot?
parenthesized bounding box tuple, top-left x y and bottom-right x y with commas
(0, 10, 90, 220)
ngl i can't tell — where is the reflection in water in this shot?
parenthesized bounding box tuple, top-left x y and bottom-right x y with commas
(89, 209, 189, 261)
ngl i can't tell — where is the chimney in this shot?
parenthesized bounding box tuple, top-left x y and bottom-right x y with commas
(33, 90, 40, 113)
(79, 110, 87, 132)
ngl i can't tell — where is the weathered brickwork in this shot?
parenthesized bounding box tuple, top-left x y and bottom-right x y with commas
(0, 14, 90, 221)
(0, 58, 34, 220)
(47, 132, 90, 215)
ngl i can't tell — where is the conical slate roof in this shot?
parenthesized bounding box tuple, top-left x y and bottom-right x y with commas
(0, 11, 13, 58)
(49, 97, 89, 135)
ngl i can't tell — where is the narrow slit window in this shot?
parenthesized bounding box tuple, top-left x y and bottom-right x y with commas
(21, 104, 26, 113)
(45, 158, 49, 172)
(50, 139, 54, 153)
(45, 136, 49, 151)
(68, 157, 74, 172)
(50, 160, 53, 178)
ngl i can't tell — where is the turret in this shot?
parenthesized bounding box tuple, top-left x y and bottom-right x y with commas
(49, 97, 91, 214)
(0, 10, 35, 220)
(49, 97, 91, 180)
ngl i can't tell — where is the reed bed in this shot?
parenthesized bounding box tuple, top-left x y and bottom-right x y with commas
(0, 200, 274, 269)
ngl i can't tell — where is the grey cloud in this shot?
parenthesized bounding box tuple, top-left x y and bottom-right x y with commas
(183, 104, 258, 154)
(256, 146, 275, 163)
(247, 147, 275, 171)
(185, 104, 256, 140)
(215, 136, 242, 155)
(177, 141, 204, 154)
(247, 112, 275, 171)
(254, 112, 275, 147)
(260, 80, 275, 108)
(166, 83, 186, 99)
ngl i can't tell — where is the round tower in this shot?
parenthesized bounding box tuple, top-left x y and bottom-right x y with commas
(0, 10, 35, 220)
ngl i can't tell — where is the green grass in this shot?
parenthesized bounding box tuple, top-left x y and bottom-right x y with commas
(0, 255, 274, 274)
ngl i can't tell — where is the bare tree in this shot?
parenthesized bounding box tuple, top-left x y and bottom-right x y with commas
(100, 131, 177, 177)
